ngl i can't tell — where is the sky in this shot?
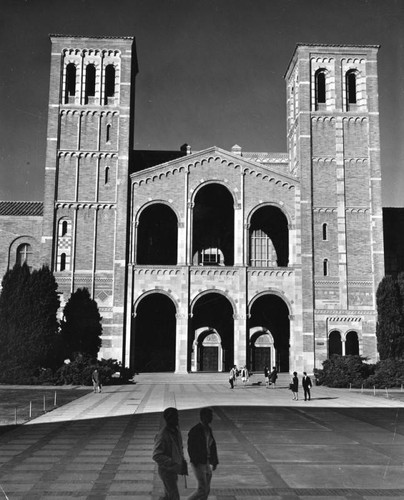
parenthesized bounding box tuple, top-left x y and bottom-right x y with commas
(0, 0, 403, 205)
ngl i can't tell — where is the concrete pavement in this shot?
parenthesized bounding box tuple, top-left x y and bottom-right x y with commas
(0, 372, 404, 499)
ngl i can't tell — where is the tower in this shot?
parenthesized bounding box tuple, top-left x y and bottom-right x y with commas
(285, 44, 384, 369)
(42, 35, 137, 361)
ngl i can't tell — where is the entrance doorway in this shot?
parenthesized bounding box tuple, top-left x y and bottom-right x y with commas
(131, 293, 176, 372)
(193, 330, 222, 371)
(249, 330, 275, 372)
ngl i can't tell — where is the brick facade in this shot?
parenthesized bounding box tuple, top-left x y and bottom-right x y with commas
(0, 40, 388, 374)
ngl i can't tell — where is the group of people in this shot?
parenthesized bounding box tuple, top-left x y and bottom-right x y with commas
(228, 365, 250, 388)
(153, 406, 218, 500)
(290, 371, 312, 401)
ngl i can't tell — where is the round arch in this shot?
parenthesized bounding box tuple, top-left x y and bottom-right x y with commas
(248, 292, 290, 372)
(248, 290, 292, 316)
(328, 330, 343, 357)
(345, 330, 360, 356)
(133, 289, 179, 316)
(189, 291, 234, 372)
(190, 179, 238, 206)
(247, 202, 292, 227)
(136, 202, 178, 265)
(131, 292, 177, 372)
(190, 289, 237, 317)
(134, 199, 181, 225)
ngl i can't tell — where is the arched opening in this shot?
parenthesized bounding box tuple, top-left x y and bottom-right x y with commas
(106, 124, 111, 143)
(249, 206, 289, 267)
(329, 330, 342, 356)
(65, 63, 76, 104)
(315, 70, 326, 109)
(16, 243, 32, 268)
(345, 331, 359, 355)
(85, 64, 96, 104)
(322, 223, 328, 241)
(190, 293, 234, 372)
(104, 166, 110, 185)
(249, 330, 274, 372)
(60, 253, 67, 271)
(194, 330, 223, 372)
(192, 184, 234, 266)
(249, 295, 290, 372)
(323, 258, 329, 276)
(131, 293, 176, 372)
(61, 221, 68, 236)
(137, 204, 178, 265)
(346, 71, 357, 109)
(104, 65, 116, 104)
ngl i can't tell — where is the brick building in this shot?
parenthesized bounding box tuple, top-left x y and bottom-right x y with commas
(0, 36, 387, 374)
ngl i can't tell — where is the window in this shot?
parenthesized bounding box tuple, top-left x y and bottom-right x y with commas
(346, 70, 357, 109)
(16, 243, 32, 267)
(106, 124, 111, 143)
(105, 166, 110, 185)
(315, 70, 326, 109)
(323, 258, 329, 276)
(322, 223, 328, 241)
(62, 221, 68, 236)
(85, 64, 96, 104)
(65, 63, 76, 104)
(104, 65, 116, 104)
(60, 253, 66, 271)
(250, 229, 277, 267)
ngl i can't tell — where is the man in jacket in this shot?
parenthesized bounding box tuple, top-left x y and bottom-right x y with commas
(187, 407, 218, 499)
(302, 372, 312, 401)
(152, 407, 188, 500)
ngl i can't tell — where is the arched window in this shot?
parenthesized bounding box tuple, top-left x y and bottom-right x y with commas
(106, 124, 111, 143)
(322, 223, 328, 241)
(105, 166, 110, 185)
(329, 330, 342, 356)
(62, 221, 68, 236)
(85, 64, 96, 104)
(346, 70, 357, 109)
(16, 243, 32, 267)
(60, 253, 66, 271)
(323, 258, 329, 276)
(315, 70, 326, 109)
(65, 63, 76, 104)
(104, 65, 116, 104)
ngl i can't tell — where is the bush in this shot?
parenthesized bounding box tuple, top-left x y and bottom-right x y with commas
(364, 359, 404, 388)
(314, 355, 374, 388)
(56, 355, 133, 386)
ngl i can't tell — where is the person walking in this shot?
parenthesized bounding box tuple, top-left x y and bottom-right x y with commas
(229, 365, 237, 389)
(302, 371, 312, 401)
(241, 365, 249, 387)
(264, 366, 270, 388)
(153, 407, 188, 500)
(269, 366, 278, 388)
(290, 371, 299, 400)
(92, 368, 101, 393)
(187, 407, 218, 500)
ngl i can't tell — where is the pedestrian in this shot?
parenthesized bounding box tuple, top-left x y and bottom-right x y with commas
(92, 368, 101, 393)
(152, 407, 188, 500)
(269, 366, 278, 388)
(187, 407, 218, 500)
(290, 371, 299, 400)
(229, 365, 237, 389)
(302, 371, 312, 401)
(264, 366, 270, 388)
(241, 365, 249, 387)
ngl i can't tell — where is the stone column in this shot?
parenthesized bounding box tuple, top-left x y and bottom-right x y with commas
(175, 312, 189, 374)
(233, 314, 248, 368)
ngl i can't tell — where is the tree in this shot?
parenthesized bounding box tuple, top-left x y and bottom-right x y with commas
(0, 264, 60, 382)
(60, 288, 102, 359)
(376, 275, 403, 360)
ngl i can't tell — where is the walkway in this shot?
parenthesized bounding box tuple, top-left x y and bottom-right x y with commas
(0, 373, 404, 499)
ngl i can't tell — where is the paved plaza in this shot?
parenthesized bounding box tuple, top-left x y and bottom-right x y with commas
(0, 373, 404, 499)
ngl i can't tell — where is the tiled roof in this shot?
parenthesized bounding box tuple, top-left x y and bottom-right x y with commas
(0, 201, 43, 216)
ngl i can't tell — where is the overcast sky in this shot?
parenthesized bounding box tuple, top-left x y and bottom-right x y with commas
(0, 0, 403, 205)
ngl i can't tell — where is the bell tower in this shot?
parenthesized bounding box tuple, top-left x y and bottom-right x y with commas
(285, 44, 384, 369)
(42, 35, 137, 361)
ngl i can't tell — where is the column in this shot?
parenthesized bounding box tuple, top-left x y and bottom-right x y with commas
(175, 312, 189, 374)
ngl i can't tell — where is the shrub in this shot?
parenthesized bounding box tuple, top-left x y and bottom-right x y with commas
(314, 355, 374, 388)
(364, 359, 404, 388)
(56, 355, 133, 386)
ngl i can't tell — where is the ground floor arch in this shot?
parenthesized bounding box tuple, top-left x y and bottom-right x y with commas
(345, 331, 359, 355)
(189, 292, 234, 372)
(249, 294, 290, 372)
(131, 292, 176, 372)
(328, 330, 342, 356)
(249, 328, 276, 372)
